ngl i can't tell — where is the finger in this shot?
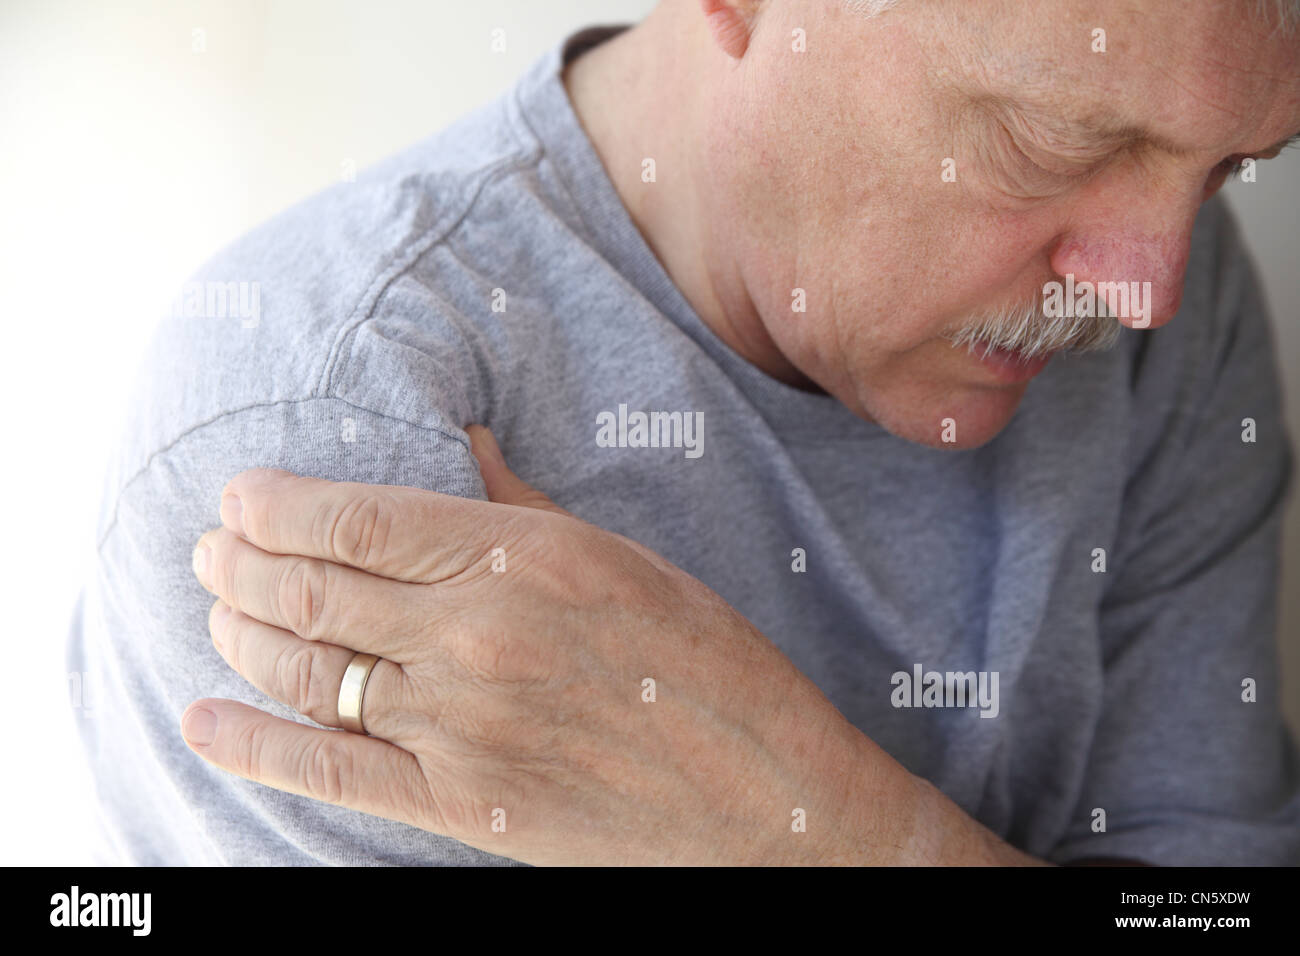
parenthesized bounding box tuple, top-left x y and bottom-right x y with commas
(180, 698, 442, 831)
(466, 425, 572, 515)
(194, 526, 436, 660)
(208, 599, 409, 737)
(218, 468, 523, 583)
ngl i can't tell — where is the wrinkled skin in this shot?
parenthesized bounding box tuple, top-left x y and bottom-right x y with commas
(565, 0, 1300, 448)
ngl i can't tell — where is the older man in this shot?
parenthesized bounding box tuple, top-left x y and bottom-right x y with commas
(70, 0, 1300, 865)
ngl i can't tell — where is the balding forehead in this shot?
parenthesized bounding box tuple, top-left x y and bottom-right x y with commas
(939, 3, 1300, 156)
(843, 0, 1300, 31)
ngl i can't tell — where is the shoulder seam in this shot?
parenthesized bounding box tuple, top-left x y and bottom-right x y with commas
(316, 140, 541, 397)
(97, 396, 475, 552)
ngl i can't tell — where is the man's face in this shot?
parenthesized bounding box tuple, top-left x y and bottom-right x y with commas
(704, 0, 1300, 448)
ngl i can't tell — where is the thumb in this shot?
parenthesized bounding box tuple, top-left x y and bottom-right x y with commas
(466, 425, 572, 515)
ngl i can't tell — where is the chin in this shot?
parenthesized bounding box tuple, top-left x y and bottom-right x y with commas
(868, 387, 1027, 450)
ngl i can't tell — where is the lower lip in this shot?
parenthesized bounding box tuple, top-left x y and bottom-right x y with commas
(971, 345, 1055, 383)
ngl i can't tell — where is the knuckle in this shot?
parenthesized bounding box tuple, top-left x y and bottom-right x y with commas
(231, 717, 267, 781)
(275, 557, 328, 637)
(301, 735, 354, 805)
(324, 493, 393, 568)
(274, 642, 333, 725)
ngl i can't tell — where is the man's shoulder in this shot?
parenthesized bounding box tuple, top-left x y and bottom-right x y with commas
(100, 91, 551, 542)
(152, 90, 535, 397)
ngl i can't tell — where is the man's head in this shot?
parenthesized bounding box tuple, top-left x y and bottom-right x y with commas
(668, 0, 1300, 448)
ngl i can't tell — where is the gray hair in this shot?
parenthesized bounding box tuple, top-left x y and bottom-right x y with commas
(843, 0, 902, 15)
(857, 0, 1297, 360)
(941, 296, 1123, 362)
(844, 0, 1300, 30)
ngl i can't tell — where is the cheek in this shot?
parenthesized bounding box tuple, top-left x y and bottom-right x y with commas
(901, 212, 1054, 336)
(736, 71, 1055, 374)
(825, 189, 1016, 330)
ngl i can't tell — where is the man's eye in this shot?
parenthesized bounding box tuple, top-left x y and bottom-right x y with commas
(991, 122, 1089, 197)
(1014, 147, 1080, 183)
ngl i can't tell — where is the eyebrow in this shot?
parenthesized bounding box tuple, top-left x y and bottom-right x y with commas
(982, 89, 1300, 159)
(1000, 95, 1300, 160)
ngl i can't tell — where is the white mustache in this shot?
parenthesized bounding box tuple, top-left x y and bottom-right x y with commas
(942, 296, 1123, 361)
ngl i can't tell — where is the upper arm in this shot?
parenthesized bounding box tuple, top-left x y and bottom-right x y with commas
(77, 399, 522, 864)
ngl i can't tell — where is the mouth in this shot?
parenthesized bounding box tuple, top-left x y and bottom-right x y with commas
(966, 342, 1056, 383)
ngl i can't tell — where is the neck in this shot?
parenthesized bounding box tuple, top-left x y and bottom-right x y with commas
(562, 6, 818, 391)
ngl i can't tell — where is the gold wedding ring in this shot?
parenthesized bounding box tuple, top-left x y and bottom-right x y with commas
(338, 652, 380, 735)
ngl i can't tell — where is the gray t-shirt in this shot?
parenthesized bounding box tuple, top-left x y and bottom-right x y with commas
(68, 24, 1300, 866)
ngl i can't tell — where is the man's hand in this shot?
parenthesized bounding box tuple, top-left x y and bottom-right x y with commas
(183, 426, 1040, 865)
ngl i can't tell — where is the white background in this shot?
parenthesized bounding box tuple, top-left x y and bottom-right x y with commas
(0, 0, 1295, 865)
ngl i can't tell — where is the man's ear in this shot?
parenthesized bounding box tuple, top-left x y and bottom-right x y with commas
(700, 0, 761, 60)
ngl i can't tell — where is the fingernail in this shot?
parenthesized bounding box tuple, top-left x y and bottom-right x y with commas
(220, 494, 244, 534)
(192, 544, 211, 585)
(182, 707, 217, 747)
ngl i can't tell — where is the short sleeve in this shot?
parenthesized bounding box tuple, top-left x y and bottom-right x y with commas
(68, 398, 525, 865)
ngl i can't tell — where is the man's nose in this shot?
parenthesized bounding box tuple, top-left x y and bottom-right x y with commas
(1047, 180, 1201, 331)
